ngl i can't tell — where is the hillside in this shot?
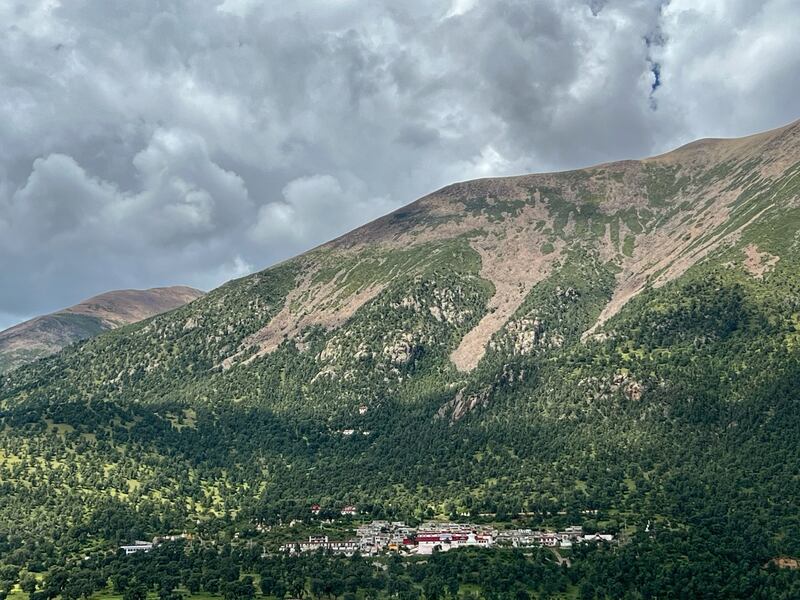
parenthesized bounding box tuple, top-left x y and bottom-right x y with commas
(1, 119, 800, 597)
(0, 286, 204, 373)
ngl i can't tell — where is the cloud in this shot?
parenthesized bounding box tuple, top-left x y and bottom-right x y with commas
(250, 174, 394, 251)
(0, 0, 798, 328)
(0, 128, 254, 320)
(653, 0, 800, 137)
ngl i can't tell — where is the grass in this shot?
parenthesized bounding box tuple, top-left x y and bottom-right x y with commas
(622, 234, 635, 257)
(7, 587, 26, 600)
(644, 164, 689, 207)
(462, 197, 527, 221)
(621, 209, 644, 234)
(308, 238, 484, 298)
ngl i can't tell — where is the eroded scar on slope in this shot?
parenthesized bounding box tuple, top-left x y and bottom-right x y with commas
(221, 263, 387, 369)
(743, 243, 779, 278)
(582, 186, 779, 340)
(450, 234, 562, 372)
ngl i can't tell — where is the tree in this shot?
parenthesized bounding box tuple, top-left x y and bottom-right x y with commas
(579, 582, 596, 600)
(111, 574, 130, 593)
(186, 574, 201, 594)
(20, 576, 37, 595)
(123, 585, 148, 600)
(222, 579, 255, 600)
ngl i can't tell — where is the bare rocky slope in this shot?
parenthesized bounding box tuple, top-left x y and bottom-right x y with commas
(0, 286, 203, 373)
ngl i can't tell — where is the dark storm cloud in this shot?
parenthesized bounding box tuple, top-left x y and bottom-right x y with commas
(0, 0, 798, 328)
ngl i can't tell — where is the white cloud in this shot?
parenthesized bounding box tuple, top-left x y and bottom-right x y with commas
(653, 0, 800, 141)
(0, 0, 798, 325)
(445, 0, 479, 19)
(250, 174, 394, 251)
(0, 127, 255, 317)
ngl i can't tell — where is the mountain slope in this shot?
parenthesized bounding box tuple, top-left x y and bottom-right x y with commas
(1, 119, 800, 596)
(0, 286, 204, 373)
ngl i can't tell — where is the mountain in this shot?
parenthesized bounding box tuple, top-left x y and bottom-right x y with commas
(0, 286, 204, 373)
(2, 119, 800, 597)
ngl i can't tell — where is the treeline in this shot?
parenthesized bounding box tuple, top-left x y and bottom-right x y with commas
(5, 542, 568, 600)
(7, 536, 800, 600)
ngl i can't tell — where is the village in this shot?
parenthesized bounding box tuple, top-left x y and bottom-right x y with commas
(120, 505, 615, 560)
(279, 518, 615, 557)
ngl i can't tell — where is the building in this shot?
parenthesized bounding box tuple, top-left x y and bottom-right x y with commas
(357, 521, 389, 536)
(417, 521, 485, 534)
(580, 534, 614, 543)
(310, 503, 321, 515)
(120, 541, 153, 555)
(278, 520, 607, 558)
(540, 533, 560, 547)
(341, 505, 358, 516)
(153, 533, 192, 544)
(496, 528, 612, 548)
(280, 535, 361, 556)
(416, 532, 494, 555)
(355, 521, 415, 555)
(497, 529, 540, 547)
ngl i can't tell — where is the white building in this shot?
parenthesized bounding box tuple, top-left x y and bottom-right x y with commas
(581, 534, 614, 543)
(540, 533, 560, 547)
(281, 535, 361, 556)
(416, 532, 494, 555)
(497, 529, 542, 547)
(120, 541, 153, 555)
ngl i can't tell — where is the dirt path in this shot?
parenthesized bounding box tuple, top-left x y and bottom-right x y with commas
(550, 548, 571, 567)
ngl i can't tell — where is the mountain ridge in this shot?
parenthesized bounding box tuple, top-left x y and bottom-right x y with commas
(0, 285, 204, 373)
(221, 117, 800, 370)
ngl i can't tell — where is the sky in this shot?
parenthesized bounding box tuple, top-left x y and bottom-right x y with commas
(1, 0, 799, 330)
